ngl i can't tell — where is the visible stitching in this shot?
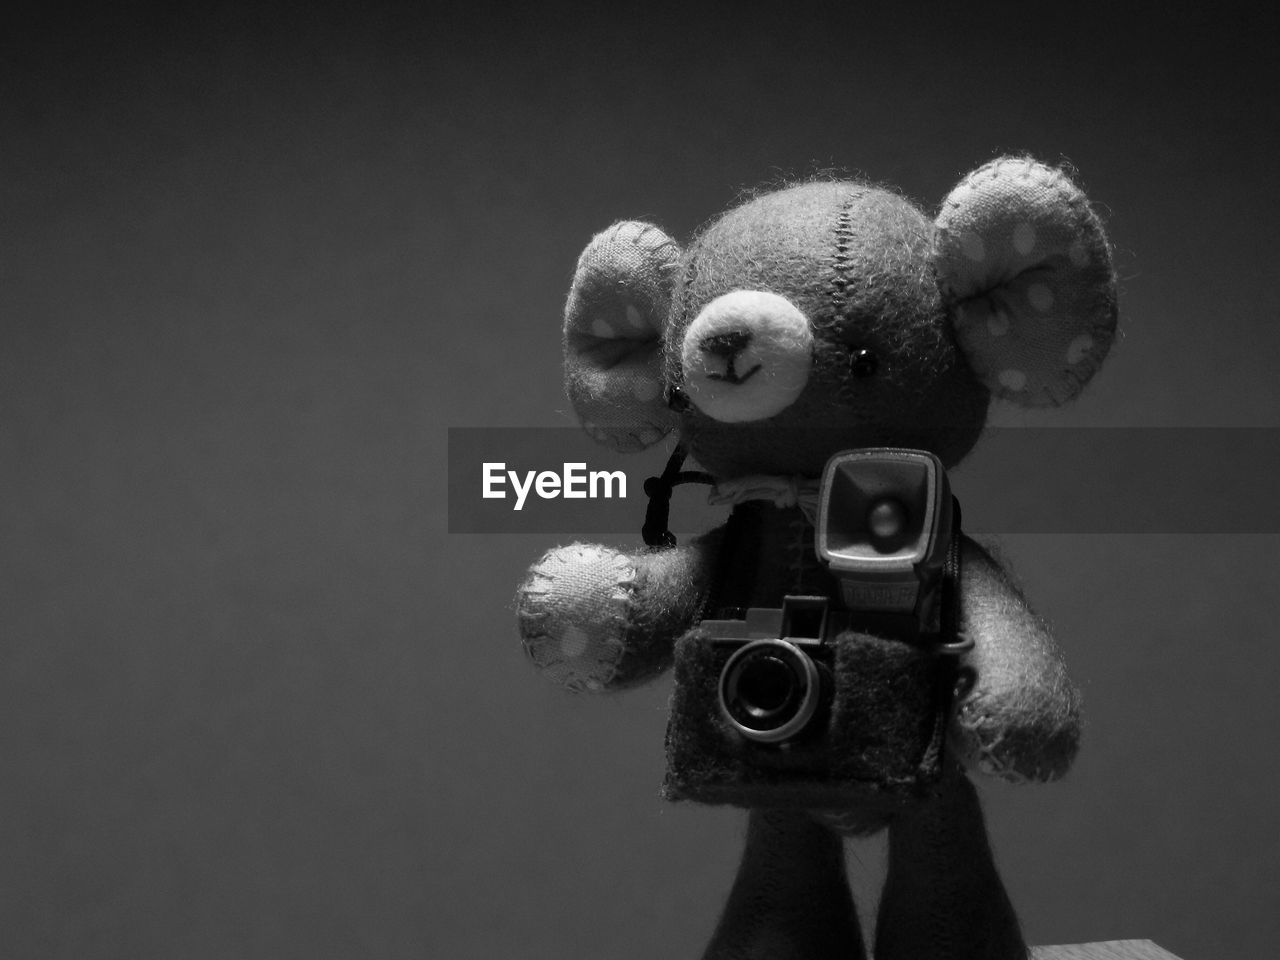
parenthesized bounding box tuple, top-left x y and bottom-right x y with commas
(827, 195, 857, 317)
(607, 221, 680, 258)
(665, 246, 700, 384)
(956, 695, 1069, 782)
(516, 549, 637, 691)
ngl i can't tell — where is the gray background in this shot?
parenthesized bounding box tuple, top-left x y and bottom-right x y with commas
(2, 3, 1278, 958)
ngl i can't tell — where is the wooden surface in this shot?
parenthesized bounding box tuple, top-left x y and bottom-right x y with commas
(1032, 941, 1183, 960)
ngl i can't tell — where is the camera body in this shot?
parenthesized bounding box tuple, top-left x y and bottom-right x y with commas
(663, 449, 961, 809)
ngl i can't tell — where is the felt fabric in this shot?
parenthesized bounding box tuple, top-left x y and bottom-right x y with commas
(933, 157, 1117, 407)
(517, 543, 636, 692)
(679, 289, 814, 423)
(657, 507, 1080, 803)
(700, 774, 1025, 960)
(663, 623, 949, 810)
(700, 809, 865, 960)
(950, 537, 1082, 782)
(662, 502, 953, 810)
(875, 762, 1026, 960)
(665, 181, 990, 478)
(563, 220, 681, 451)
(527, 159, 1109, 957)
(516, 529, 722, 692)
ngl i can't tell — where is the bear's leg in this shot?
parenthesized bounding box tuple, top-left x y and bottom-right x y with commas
(702, 808, 865, 960)
(875, 767, 1026, 960)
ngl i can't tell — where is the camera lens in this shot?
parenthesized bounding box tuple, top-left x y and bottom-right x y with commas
(719, 639, 821, 743)
(735, 654, 794, 715)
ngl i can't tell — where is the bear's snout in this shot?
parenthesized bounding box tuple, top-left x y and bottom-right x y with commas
(698, 331, 762, 386)
(680, 290, 813, 424)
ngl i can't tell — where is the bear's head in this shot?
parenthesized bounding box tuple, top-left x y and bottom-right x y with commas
(563, 157, 1117, 479)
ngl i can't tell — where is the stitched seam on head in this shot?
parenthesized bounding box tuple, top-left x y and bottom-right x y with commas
(827, 195, 857, 317)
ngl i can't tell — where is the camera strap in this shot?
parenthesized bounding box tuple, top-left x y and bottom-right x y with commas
(916, 497, 970, 777)
(936, 497, 971, 656)
(641, 444, 715, 547)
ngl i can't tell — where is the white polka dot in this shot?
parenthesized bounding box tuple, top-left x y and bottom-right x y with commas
(1013, 222, 1036, 255)
(986, 309, 1010, 337)
(960, 232, 985, 262)
(631, 377, 661, 402)
(1027, 283, 1054, 312)
(624, 303, 646, 330)
(998, 369, 1027, 392)
(1067, 334, 1095, 365)
(637, 424, 664, 445)
(560, 625, 591, 658)
(1068, 240, 1090, 267)
(591, 317, 618, 338)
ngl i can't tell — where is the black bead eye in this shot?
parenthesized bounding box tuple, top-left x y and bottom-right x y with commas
(666, 385, 692, 412)
(849, 348, 878, 379)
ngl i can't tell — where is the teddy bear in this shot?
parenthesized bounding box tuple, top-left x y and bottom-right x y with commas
(516, 156, 1117, 960)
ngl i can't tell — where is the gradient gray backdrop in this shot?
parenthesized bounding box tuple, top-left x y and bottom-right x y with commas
(2, 3, 1277, 958)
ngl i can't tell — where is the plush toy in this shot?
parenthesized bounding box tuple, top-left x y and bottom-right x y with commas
(517, 156, 1117, 960)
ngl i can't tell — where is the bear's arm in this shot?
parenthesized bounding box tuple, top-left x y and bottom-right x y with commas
(950, 536, 1082, 783)
(516, 527, 723, 693)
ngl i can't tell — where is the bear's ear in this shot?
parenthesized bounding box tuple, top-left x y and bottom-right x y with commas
(563, 221, 681, 451)
(933, 157, 1118, 407)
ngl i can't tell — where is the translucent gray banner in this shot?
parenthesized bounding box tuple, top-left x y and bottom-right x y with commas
(448, 428, 1280, 534)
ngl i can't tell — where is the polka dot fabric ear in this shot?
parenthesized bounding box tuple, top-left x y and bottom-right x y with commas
(933, 157, 1118, 406)
(564, 221, 681, 451)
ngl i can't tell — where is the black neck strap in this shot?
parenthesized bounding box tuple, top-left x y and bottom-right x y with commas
(642, 444, 715, 547)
